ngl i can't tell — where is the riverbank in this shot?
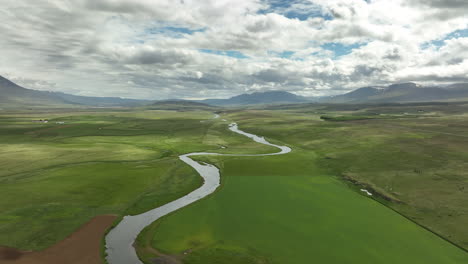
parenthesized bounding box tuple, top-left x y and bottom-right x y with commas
(139, 109, 468, 264)
(0, 215, 116, 264)
(105, 122, 291, 264)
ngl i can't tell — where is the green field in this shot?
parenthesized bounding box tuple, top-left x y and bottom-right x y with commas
(1, 103, 467, 263)
(0, 109, 273, 250)
(137, 105, 468, 263)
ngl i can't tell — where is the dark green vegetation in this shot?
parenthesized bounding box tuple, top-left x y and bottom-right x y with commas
(137, 103, 468, 263)
(0, 109, 273, 250)
(2, 101, 468, 263)
(319, 113, 419, 121)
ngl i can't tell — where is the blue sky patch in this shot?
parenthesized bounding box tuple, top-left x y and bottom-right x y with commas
(422, 28, 468, 49)
(259, 0, 332, 21)
(144, 26, 205, 39)
(267, 50, 305, 60)
(199, 49, 249, 59)
(321, 42, 366, 57)
(163, 26, 206, 34)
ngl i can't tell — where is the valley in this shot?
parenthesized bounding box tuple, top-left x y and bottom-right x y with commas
(0, 103, 467, 264)
(2, 1, 468, 263)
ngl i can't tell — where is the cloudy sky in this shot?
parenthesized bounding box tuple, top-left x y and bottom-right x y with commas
(1, 0, 468, 99)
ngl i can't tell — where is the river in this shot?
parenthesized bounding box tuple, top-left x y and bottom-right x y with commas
(105, 121, 291, 264)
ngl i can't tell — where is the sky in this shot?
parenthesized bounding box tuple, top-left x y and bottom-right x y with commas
(1, 0, 467, 100)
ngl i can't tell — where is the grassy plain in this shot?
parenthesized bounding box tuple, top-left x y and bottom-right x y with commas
(138, 103, 468, 263)
(0, 109, 273, 251)
(2, 103, 468, 264)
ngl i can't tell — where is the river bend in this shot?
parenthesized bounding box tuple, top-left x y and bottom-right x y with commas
(105, 122, 291, 264)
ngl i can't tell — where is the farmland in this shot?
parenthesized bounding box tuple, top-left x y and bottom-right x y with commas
(0, 109, 273, 251)
(1, 103, 467, 264)
(137, 103, 468, 263)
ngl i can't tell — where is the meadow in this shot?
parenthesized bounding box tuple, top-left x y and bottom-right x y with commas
(1, 103, 467, 264)
(0, 109, 273, 250)
(137, 104, 468, 263)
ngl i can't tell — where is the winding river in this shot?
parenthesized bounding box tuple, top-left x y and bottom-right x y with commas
(105, 121, 291, 264)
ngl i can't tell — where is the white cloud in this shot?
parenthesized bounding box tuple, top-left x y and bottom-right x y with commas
(0, 0, 467, 99)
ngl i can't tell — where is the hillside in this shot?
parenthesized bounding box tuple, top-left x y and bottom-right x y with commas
(199, 91, 308, 106)
(322, 83, 468, 103)
(0, 76, 69, 107)
(5, 73, 468, 108)
(147, 100, 219, 111)
(0, 75, 150, 108)
(198, 83, 468, 106)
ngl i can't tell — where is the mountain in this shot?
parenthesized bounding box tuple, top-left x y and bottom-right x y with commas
(147, 100, 219, 111)
(199, 91, 308, 106)
(322, 83, 468, 103)
(52, 92, 150, 107)
(5, 74, 468, 108)
(0, 75, 67, 107)
(0, 75, 150, 108)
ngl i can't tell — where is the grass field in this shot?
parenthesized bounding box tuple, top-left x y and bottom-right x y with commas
(232, 106, 468, 251)
(1, 103, 468, 263)
(0, 109, 273, 250)
(137, 105, 468, 263)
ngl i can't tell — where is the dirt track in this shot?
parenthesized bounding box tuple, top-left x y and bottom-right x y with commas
(0, 215, 116, 264)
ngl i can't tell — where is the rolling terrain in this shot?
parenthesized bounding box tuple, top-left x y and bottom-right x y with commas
(2, 1, 467, 264)
(0, 109, 274, 252)
(146, 100, 219, 111)
(0, 76, 150, 107)
(198, 91, 308, 106)
(321, 83, 468, 103)
(135, 106, 468, 264)
(4, 75, 468, 109)
(1, 94, 467, 264)
(194, 83, 468, 106)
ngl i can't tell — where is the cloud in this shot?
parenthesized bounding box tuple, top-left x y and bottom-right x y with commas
(0, 0, 467, 99)
(408, 0, 468, 9)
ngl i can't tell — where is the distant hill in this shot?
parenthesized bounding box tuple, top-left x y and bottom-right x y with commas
(321, 83, 468, 103)
(52, 92, 150, 107)
(0, 75, 67, 107)
(147, 100, 219, 111)
(199, 91, 308, 106)
(0, 75, 150, 108)
(5, 74, 468, 108)
(194, 84, 468, 106)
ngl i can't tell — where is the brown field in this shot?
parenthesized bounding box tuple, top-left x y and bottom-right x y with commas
(0, 215, 116, 264)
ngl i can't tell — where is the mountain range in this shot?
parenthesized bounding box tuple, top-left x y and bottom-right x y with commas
(197, 90, 308, 106)
(321, 83, 468, 103)
(2, 75, 468, 108)
(0, 75, 150, 107)
(197, 83, 468, 105)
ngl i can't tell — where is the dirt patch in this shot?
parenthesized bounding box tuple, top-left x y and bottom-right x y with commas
(0, 215, 117, 264)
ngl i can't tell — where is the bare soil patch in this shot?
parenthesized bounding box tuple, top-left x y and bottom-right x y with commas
(0, 215, 116, 264)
